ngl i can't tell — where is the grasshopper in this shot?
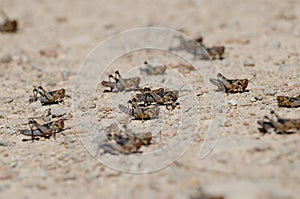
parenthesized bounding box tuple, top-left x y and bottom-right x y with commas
(19, 118, 64, 141)
(169, 35, 225, 60)
(0, 10, 17, 33)
(101, 70, 140, 92)
(210, 73, 249, 93)
(206, 46, 225, 60)
(118, 98, 160, 120)
(139, 61, 167, 75)
(132, 87, 180, 110)
(277, 95, 300, 108)
(97, 123, 152, 155)
(258, 111, 300, 134)
(29, 86, 65, 105)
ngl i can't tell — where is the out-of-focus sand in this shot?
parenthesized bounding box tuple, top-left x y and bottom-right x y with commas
(0, 0, 299, 198)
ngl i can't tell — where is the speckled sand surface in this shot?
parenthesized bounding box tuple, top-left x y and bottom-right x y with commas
(0, 0, 300, 199)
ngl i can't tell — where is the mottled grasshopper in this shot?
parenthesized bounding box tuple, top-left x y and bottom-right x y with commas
(20, 118, 64, 141)
(97, 123, 152, 155)
(169, 35, 225, 60)
(210, 73, 249, 93)
(140, 61, 167, 75)
(258, 111, 300, 134)
(277, 95, 300, 108)
(118, 98, 160, 120)
(101, 70, 140, 92)
(132, 87, 179, 110)
(0, 10, 17, 33)
(29, 86, 65, 105)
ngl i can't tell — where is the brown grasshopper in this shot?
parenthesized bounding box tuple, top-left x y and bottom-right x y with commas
(169, 35, 225, 60)
(29, 86, 65, 105)
(258, 111, 300, 134)
(132, 87, 180, 110)
(19, 118, 64, 141)
(0, 10, 17, 33)
(97, 123, 152, 155)
(206, 46, 225, 60)
(139, 61, 167, 75)
(210, 73, 249, 93)
(101, 70, 140, 92)
(195, 36, 225, 60)
(277, 95, 300, 108)
(118, 98, 160, 120)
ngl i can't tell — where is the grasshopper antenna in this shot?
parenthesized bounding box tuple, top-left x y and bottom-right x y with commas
(248, 74, 257, 85)
(0, 10, 9, 20)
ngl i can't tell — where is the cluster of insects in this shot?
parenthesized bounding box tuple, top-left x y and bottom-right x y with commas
(101, 69, 180, 121)
(19, 86, 67, 141)
(14, 33, 298, 147)
(208, 73, 299, 134)
(98, 32, 299, 153)
(259, 94, 299, 134)
(100, 61, 182, 154)
(119, 87, 180, 120)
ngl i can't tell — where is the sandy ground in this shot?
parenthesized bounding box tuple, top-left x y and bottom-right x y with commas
(0, 0, 300, 199)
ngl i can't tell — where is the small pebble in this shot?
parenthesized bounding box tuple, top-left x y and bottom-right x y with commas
(89, 103, 96, 109)
(0, 54, 12, 63)
(63, 173, 76, 181)
(12, 53, 29, 64)
(243, 58, 255, 67)
(172, 123, 179, 128)
(61, 70, 70, 79)
(224, 121, 232, 127)
(250, 97, 256, 102)
(228, 99, 238, 106)
(10, 161, 18, 168)
(263, 88, 277, 96)
(39, 49, 58, 58)
(254, 95, 263, 100)
(269, 41, 281, 49)
(243, 122, 250, 126)
(253, 143, 271, 152)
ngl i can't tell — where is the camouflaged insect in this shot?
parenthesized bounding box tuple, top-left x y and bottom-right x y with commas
(118, 98, 160, 120)
(97, 123, 152, 155)
(19, 118, 64, 141)
(169, 35, 225, 60)
(101, 70, 140, 92)
(131, 87, 180, 110)
(0, 10, 17, 33)
(29, 86, 65, 105)
(139, 61, 167, 75)
(210, 73, 249, 93)
(258, 111, 300, 134)
(277, 95, 300, 108)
